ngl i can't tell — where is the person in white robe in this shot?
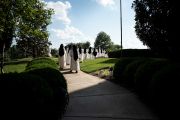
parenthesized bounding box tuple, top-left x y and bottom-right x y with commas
(88, 47, 92, 59)
(97, 47, 100, 57)
(70, 45, 80, 73)
(83, 47, 88, 60)
(58, 44, 66, 69)
(64, 46, 67, 61)
(104, 49, 108, 58)
(78, 47, 83, 61)
(66, 45, 71, 65)
(93, 48, 97, 59)
(103, 49, 106, 57)
(100, 49, 103, 57)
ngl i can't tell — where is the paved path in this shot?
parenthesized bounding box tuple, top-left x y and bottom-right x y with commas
(60, 65, 159, 120)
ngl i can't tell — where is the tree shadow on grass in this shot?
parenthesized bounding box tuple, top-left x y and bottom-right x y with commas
(99, 58, 119, 64)
(4, 61, 30, 66)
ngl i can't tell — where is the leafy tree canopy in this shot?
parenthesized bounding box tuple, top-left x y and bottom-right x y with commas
(94, 31, 113, 50)
(132, 0, 176, 59)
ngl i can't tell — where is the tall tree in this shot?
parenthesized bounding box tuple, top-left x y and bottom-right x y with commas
(94, 31, 113, 50)
(132, 0, 176, 58)
(82, 41, 90, 48)
(0, 0, 16, 74)
(16, 1, 54, 58)
(0, 0, 54, 74)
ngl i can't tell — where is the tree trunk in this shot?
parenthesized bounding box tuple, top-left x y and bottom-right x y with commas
(33, 42, 35, 58)
(1, 44, 5, 74)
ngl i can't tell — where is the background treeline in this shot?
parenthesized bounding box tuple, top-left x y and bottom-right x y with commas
(108, 49, 159, 58)
(0, 45, 50, 62)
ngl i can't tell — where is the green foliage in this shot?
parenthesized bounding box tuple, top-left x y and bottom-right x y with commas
(15, 0, 55, 58)
(134, 59, 169, 98)
(26, 57, 58, 70)
(95, 71, 99, 75)
(102, 70, 109, 77)
(123, 58, 151, 88)
(1, 0, 55, 73)
(111, 44, 123, 50)
(94, 31, 113, 50)
(113, 57, 137, 83)
(108, 49, 156, 58)
(149, 62, 180, 119)
(25, 67, 67, 91)
(131, 0, 176, 59)
(79, 60, 84, 63)
(0, 72, 54, 120)
(51, 48, 58, 56)
(25, 57, 67, 90)
(67, 41, 91, 48)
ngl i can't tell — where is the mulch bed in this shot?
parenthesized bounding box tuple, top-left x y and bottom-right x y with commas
(88, 68, 117, 83)
(87, 68, 136, 93)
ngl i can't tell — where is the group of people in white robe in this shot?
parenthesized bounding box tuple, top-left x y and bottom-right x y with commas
(58, 44, 108, 73)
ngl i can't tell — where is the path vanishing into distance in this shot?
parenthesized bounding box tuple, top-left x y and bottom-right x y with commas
(60, 65, 159, 120)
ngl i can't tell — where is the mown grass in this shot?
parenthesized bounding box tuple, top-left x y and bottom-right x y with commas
(80, 58, 119, 73)
(0, 57, 59, 74)
(1, 57, 166, 74)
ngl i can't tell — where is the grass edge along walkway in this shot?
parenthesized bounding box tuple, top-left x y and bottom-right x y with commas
(79, 58, 119, 73)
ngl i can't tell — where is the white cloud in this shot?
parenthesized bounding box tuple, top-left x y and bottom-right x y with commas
(94, 0, 117, 10)
(45, 1, 71, 24)
(51, 25, 95, 46)
(95, 0, 115, 6)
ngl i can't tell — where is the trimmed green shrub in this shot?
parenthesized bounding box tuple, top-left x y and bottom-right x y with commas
(122, 58, 152, 89)
(26, 63, 59, 71)
(113, 57, 137, 83)
(25, 67, 67, 91)
(25, 57, 68, 119)
(26, 57, 58, 69)
(0, 72, 54, 120)
(148, 62, 180, 119)
(134, 59, 169, 98)
(25, 57, 67, 91)
(108, 49, 156, 58)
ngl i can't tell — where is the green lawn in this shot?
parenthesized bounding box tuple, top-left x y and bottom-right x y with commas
(1, 57, 119, 74)
(1, 58, 33, 74)
(0, 57, 59, 74)
(80, 58, 119, 73)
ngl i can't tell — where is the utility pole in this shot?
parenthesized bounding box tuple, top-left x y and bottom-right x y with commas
(120, 0, 122, 58)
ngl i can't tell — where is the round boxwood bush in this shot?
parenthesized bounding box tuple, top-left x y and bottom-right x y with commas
(26, 57, 58, 69)
(148, 62, 180, 119)
(122, 58, 152, 89)
(113, 57, 144, 84)
(25, 67, 67, 91)
(134, 59, 169, 98)
(26, 63, 59, 71)
(0, 72, 54, 120)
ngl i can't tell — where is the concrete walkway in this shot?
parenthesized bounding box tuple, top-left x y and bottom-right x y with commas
(60, 65, 159, 120)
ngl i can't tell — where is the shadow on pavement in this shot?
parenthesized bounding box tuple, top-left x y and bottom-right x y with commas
(60, 67, 159, 120)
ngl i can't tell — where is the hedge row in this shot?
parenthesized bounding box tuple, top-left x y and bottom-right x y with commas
(0, 57, 68, 120)
(0, 72, 54, 120)
(108, 49, 156, 58)
(113, 57, 178, 119)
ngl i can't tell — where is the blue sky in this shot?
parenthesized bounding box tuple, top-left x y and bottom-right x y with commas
(13, 0, 148, 49)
